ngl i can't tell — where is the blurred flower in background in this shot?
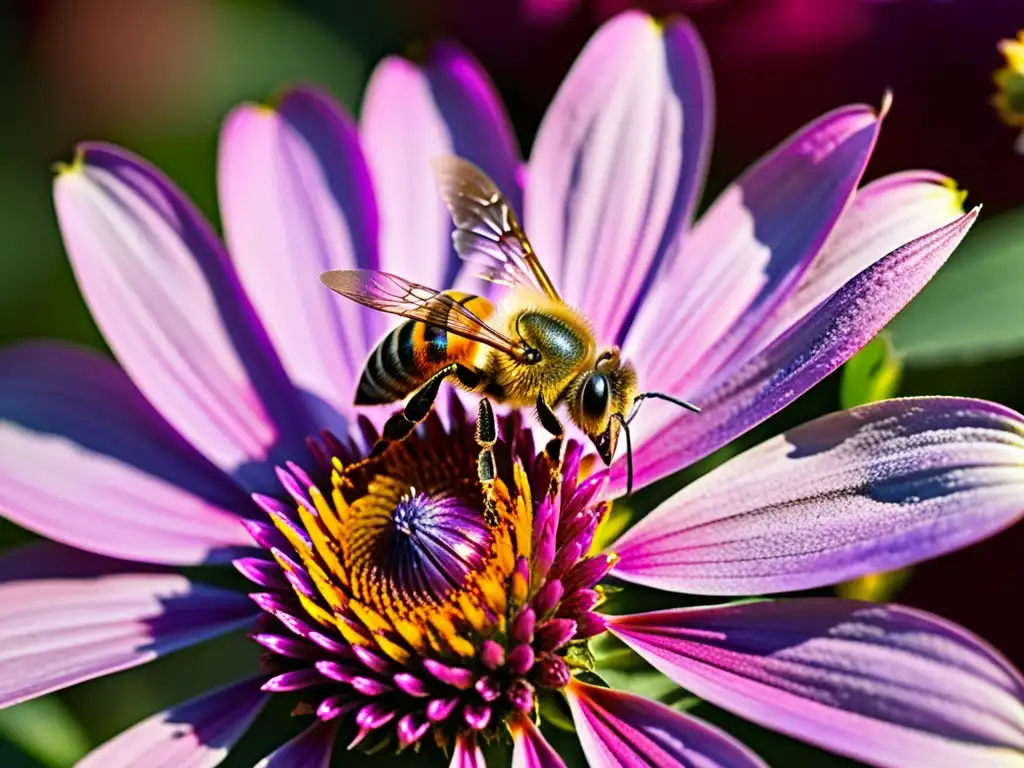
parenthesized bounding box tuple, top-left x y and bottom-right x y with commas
(992, 30, 1024, 153)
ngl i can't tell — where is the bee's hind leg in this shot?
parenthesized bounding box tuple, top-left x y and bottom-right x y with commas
(370, 363, 481, 457)
(473, 398, 502, 525)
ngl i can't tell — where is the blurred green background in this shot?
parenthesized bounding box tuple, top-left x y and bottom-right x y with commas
(1, 0, 1022, 765)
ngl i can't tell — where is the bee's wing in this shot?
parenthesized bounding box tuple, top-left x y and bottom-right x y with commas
(432, 155, 561, 301)
(320, 269, 527, 359)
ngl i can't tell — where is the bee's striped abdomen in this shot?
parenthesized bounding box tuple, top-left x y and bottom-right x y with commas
(355, 292, 492, 405)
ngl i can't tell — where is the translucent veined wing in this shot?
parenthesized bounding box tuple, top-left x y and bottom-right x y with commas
(432, 155, 561, 300)
(320, 269, 527, 359)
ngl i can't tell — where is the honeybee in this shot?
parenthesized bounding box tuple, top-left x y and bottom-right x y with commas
(320, 156, 699, 493)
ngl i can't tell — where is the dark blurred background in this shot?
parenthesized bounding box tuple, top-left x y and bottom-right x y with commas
(1, 1, 1022, 765)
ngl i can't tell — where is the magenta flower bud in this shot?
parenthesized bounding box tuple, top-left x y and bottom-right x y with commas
(510, 607, 536, 645)
(563, 553, 616, 593)
(574, 611, 608, 639)
(315, 660, 356, 683)
(560, 474, 607, 531)
(233, 557, 286, 589)
(426, 697, 459, 722)
(250, 633, 317, 659)
(241, 517, 283, 551)
(508, 679, 536, 712)
(480, 639, 506, 670)
(394, 672, 429, 698)
(474, 674, 502, 702)
(549, 540, 584, 580)
(352, 676, 393, 697)
(356, 702, 395, 730)
(352, 645, 391, 675)
(308, 630, 351, 656)
(464, 703, 492, 731)
(558, 588, 601, 617)
(281, 562, 317, 600)
(248, 592, 289, 615)
(397, 713, 430, 749)
(532, 578, 565, 618)
(536, 654, 571, 689)
(507, 644, 536, 675)
(535, 618, 578, 651)
(261, 668, 323, 692)
(423, 659, 474, 690)
(316, 695, 358, 722)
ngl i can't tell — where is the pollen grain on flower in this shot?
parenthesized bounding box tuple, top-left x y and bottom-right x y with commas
(236, 397, 613, 752)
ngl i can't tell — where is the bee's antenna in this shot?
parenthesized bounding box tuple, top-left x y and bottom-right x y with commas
(627, 392, 701, 425)
(612, 413, 633, 496)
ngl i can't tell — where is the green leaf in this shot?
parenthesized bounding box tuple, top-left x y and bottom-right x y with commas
(0, 697, 90, 768)
(838, 333, 912, 601)
(597, 668, 701, 712)
(537, 689, 576, 733)
(839, 333, 902, 409)
(888, 207, 1024, 366)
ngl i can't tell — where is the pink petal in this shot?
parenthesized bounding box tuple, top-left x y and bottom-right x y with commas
(610, 600, 1024, 768)
(0, 342, 254, 565)
(53, 144, 316, 491)
(361, 43, 520, 291)
(612, 397, 1024, 595)
(219, 87, 380, 426)
(726, 170, 968, 373)
(565, 679, 768, 768)
(450, 733, 486, 768)
(626, 100, 885, 403)
(510, 714, 566, 768)
(0, 568, 256, 708)
(255, 719, 339, 768)
(77, 677, 267, 768)
(614, 206, 980, 495)
(525, 11, 714, 344)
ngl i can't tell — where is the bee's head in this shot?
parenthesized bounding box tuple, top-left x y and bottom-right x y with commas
(567, 347, 637, 465)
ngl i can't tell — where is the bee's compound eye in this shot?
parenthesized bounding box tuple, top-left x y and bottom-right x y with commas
(581, 374, 610, 417)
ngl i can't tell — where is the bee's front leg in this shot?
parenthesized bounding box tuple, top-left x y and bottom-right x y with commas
(371, 363, 482, 457)
(535, 393, 565, 490)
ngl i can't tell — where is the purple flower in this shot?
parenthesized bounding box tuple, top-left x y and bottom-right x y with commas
(2, 9, 1023, 768)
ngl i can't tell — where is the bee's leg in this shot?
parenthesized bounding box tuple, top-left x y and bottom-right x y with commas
(474, 398, 500, 525)
(535, 392, 565, 470)
(371, 363, 482, 457)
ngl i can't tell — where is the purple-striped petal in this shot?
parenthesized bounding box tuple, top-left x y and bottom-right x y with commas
(450, 733, 486, 768)
(612, 397, 1024, 595)
(565, 679, 768, 768)
(219, 87, 379, 425)
(255, 719, 338, 768)
(613, 207, 980, 495)
(0, 569, 257, 708)
(525, 11, 713, 344)
(625, 99, 884, 407)
(53, 144, 315, 492)
(610, 600, 1024, 768)
(511, 714, 567, 768)
(77, 677, 267, 768)
(0, 342, 254, 565)
(361, 43, 520, 291)
(738, 170, 967, 363)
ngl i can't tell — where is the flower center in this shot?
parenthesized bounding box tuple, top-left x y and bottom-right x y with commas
(385, 489, 492, 594)
(236, 404, 617, 753)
